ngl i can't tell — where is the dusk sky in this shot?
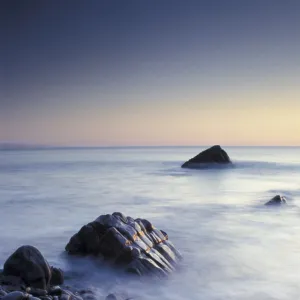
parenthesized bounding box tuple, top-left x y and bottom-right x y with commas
(1, 0, 300, 146)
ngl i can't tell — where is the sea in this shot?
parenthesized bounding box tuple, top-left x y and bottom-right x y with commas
(1, 146, 300, 300)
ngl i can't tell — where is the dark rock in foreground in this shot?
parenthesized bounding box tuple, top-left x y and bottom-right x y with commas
(65, 212, 182, 277)
(181, 145, 231, 168)
(265, 195, 287, 206)
(0, 246, 82, 300)
(3, 245, 63, 290)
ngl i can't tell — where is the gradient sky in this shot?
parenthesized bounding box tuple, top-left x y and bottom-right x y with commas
(1, 0, 300, 146)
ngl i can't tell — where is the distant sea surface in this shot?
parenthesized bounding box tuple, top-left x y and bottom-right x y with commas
(1, 146, 300, 300)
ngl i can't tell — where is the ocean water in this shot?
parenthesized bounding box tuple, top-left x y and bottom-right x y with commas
(1, 146, 300, 300)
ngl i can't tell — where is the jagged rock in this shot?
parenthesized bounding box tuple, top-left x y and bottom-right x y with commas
(2, 246, 63, 290)
(181, 145, 231, 168)
(265, 195, 287, 206)
(65, 212, 182, 277)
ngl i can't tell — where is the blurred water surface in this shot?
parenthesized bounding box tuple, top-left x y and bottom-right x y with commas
(1, 146, 300, 300)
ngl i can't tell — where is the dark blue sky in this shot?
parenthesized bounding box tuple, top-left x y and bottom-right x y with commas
(1, 0, 300, 145)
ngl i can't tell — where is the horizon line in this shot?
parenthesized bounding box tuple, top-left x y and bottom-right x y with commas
(1, 143, 300, 150)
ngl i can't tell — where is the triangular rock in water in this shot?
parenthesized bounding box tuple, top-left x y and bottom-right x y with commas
(181, 145, 231, 168)
(65, 212, 182, 277)
(265, 195, 287, 206)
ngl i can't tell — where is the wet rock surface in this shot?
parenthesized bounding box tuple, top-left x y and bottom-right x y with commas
(265, 195, 287, 206)
(1, 214, 182, 300)
(65, 212, 182, 277)
(181, 145, 231, 168)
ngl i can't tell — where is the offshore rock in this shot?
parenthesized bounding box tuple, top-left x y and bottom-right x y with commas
(265, 195, 287, 206)
(181, 145, 231, 168)
(65, 212, 182, 277)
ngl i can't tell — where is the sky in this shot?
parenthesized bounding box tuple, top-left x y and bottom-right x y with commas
(1, 0, 300, 146)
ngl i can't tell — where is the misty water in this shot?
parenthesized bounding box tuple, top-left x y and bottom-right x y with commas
(1, 147, 300, 300)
